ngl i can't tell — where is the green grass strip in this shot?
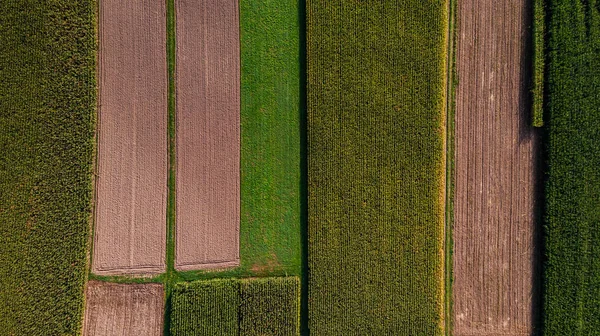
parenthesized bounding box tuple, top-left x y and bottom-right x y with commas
(0, 0, 96, 334)
(543, 0, 600, 334)
(307, 0, 449, 334)
(532, 0, 546, 127)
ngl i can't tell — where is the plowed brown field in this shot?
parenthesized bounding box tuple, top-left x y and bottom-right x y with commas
(93, 0, 167, 275)
(175, 0, 240, 271)
(83, 281, 164, 336)
(453, 1, 539, 335)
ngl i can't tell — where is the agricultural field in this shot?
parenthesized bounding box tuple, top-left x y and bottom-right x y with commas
(0, 0, 96, 334)
(170, 277, 300, 336)
(83, 281, 164, 335)
(543, 0, 600, 334)
(175, 0, 240, 271)
(307, 0, 449, 334)
(453, 0, 541, 335)
(93, 0, 168, 276)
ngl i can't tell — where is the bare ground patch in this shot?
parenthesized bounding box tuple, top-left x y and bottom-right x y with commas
(92, 0, 168, 276)
(453, 0, 539, 334)
(83, 281, 164, 336)
(175, 0, 240, 271)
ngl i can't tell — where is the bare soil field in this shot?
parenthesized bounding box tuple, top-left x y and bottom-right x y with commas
(453, 1, 539, 335)
(93, 0, 167, 275)
(175, 0, 240, 271)
(83, 281, 164, 336)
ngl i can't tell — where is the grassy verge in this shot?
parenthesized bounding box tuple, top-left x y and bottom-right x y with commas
(307, 0, 449, 334)
(532, 0, 546, 127)
(444, 0, 458, 333)
(0, 0, 96, 334)
(170, 277, 300, 336)
(543, 0, 600, 334)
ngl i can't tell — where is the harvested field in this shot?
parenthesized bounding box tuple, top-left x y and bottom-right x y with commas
(83, 281, 164, 336)
(93, 0, 168, 275)
(175, 0, 240, 271)
(453, 0, 539, 334)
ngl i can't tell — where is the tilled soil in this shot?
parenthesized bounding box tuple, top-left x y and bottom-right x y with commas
(174, 0, 241, 271)
(453, 0, 539, 335)
(83, 281, 164, 336)
(93, 0, 167, 275)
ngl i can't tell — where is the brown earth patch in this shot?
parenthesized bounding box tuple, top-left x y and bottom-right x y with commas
(93, 0, 168, 275)
(174, 0, 240, 271)
(453, 0, 539, 335)
(250, 253, 281, 274)
(83, 281, 164, 336)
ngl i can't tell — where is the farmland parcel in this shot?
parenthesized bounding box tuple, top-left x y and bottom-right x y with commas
(453, 0, 540, 334)
(175, 0, 240, 271)
(0, 0, 96, 334)
(83, 281, 164, 336)
(93, 0, 168, 275)
(170, 277, 300, 336)
(544, 1, 600, 334)
(307, 0, 449, 334)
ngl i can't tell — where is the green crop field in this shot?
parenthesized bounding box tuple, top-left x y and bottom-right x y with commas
(543, 0, 600, 334)
(0, 0, 96, 334)
(177, 0, 303, 282)
(307, 0, 449, 334)
(532, 0, 546, 127)
(170, 277, 300, 336)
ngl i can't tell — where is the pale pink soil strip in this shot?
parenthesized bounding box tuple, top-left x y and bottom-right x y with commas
(175, 0, 241, 271)
(93, 0, 167, 275)
(454, 0, 539, 335)
(83, 281, 164, 336)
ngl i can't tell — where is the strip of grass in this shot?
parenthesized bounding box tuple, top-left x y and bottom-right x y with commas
(532, 0, 546, 127)
(0, 0, 96, 334)
(175, 0, 302, 281)
(307, 0, 448, 334)
(170, 277, 300, 336)
(543, 0, 600, 334)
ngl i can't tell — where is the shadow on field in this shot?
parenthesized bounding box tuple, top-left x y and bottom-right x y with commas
(298, 0, 309, 335)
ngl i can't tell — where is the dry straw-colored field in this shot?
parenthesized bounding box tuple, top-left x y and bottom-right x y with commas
(453, 0, 539, 334)
(83, 281, 164, 336)
(93, 0, 168, 276)
(175, 0, 240, 271)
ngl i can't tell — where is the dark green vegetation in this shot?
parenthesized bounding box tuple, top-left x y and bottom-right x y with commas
(543, 0, 600, 334)
(177, 0, 302, 282)
(533, 0, 546, 127)
(307, 0, 448, 334)
(0, 0, 96, 334)
(170, 277, 300, 336)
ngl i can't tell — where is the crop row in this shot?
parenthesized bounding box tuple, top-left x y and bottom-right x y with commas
(306, 0, 449, 334)
(0, 0, 96, 334)
(170, 277, 300, 336)
(543, 0, 600, 334)
(532, 0, 546, 127)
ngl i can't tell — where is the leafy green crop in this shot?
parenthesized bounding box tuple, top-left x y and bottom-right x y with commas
(533, 0, 546, 127)
(170, 277, 300, 336)
(307, 0, 449, 334)
(0, 0, 96, 334)
(544, 0, 600, 334)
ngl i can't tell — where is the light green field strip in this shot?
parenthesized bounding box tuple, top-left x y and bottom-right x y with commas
(307, 0, 449, 334)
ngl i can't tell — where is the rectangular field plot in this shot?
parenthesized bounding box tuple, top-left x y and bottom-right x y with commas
(83, 281, 164, 336)
(453, 0, 539, 334)
(170, 277, 300, 336)
(93, 0, 168, 275)
(175, 0, 240, 271)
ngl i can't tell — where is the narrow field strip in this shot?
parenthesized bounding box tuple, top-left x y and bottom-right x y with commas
(307, 0, 449, 334)
(175, 0, 240, 271)
(93, 0, 168, 276)
(170, 277, 300, 336)
(543, 1, 600, 334)
(83, 281, 164, 336)
(0, 1, 96, 334)
(453, 1, 540, 334)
